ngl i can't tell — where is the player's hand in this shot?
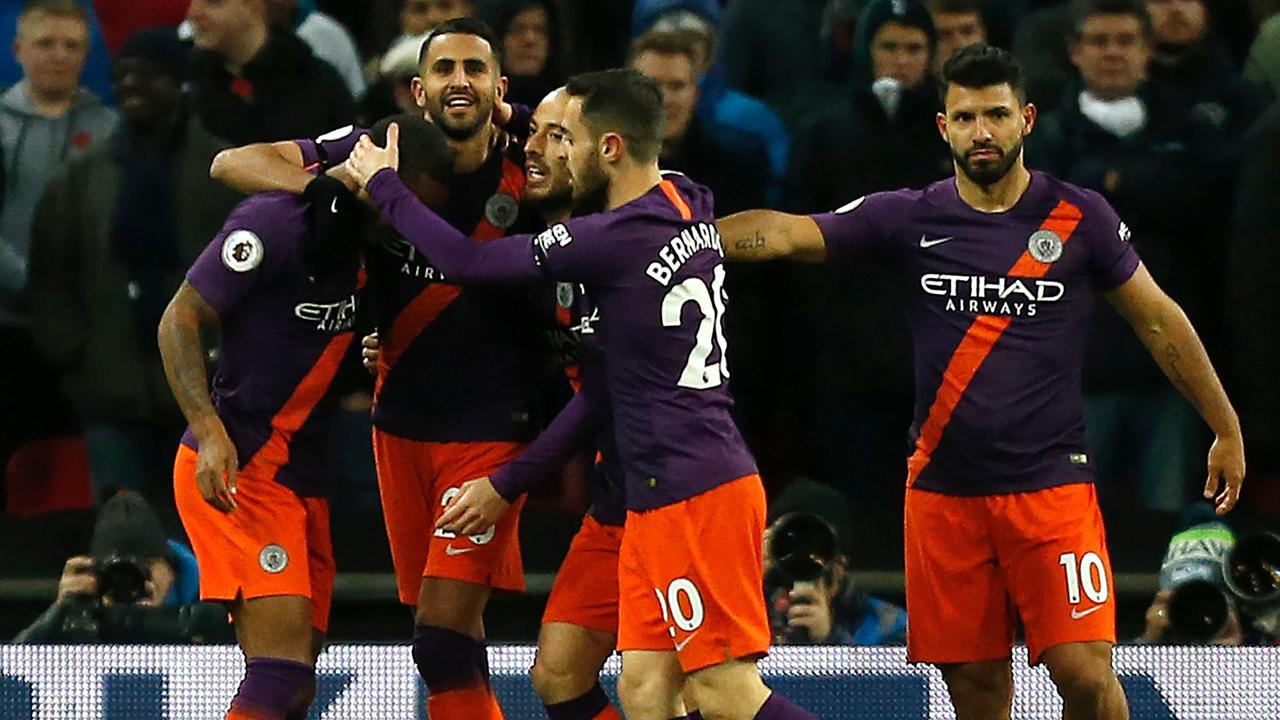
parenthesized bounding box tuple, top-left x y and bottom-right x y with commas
(195, 429, 239, 513)
(56, 556, 97, 604)
(362, 331, 381, 375)
(786, 581, 835, 644)
(436, 477, 509, 536)
(1138, 589, 1172, 643)
(1204, 432, 1245, 515)
(345, 123, 400, 188)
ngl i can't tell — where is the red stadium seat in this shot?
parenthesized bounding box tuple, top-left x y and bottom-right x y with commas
(4, 436, 94, 517)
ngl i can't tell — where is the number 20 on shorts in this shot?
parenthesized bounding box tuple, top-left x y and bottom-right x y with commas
(655, 578, 706, 638)
(1058, 551, 1109, 604)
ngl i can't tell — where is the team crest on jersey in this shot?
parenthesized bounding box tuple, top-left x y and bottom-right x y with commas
(259, 544, 288, 574)
(555, 282, 575, 309)
(1027, 229, 1063, 264)
(221, 230, 264, 272)
(834, 196, 866, 214)
(485, 192, 519, 229)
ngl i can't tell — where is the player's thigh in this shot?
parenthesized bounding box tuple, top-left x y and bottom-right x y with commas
(414, 576, 493, 636)
(904, 488, 1014, 664)
(532, 622, 617, 703)
(231, 595, 317, 665)
(994, 483, 1116, 664)
(685, 658, 772, 720)
(542, 515, 622, 634)
(423, 441, 528, 593)
(617, 649, 685, 720)
(1040, 640, 1118, 695)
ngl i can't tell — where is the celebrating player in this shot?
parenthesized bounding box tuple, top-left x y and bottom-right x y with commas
(158, 115, 451, 720)
(716, 44, 1245, 720)
(345, 68, 818, 720)
(208, 19, 546, 720)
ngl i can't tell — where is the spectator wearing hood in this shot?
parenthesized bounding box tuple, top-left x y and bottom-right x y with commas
(631, 0, 790, 206)
(781, 0, 950, 503)
(184, 0, 356, 144)
(27, 27, 241, 501)
(476, 0, 564, 108)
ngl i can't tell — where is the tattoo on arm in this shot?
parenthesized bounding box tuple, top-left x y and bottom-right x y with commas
(159, 298, 222, 438)
(734, 232, 767, 252)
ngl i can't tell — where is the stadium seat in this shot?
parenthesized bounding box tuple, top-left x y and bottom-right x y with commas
(4, 436, 93, 518)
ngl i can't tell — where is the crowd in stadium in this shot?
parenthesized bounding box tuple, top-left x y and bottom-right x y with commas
(0, 0, 1278, 716)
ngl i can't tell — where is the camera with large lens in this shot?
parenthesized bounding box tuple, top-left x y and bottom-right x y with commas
(766, 513, 841, 643)
(1158, 522, 1236, 643)
(92, 554, 151, 605)
(1223, 530, 1280, 639)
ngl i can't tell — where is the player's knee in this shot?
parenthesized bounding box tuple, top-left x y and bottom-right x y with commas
(617, 665, 682, 717)
(1044, 648, 1116, 702)
(412, 625, 486, 691)
(685, 664, 770, 719)
(941, 661, 1013, 707)
(530, 654, 591, 703)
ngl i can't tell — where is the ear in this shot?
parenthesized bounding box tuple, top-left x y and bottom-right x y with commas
(410, 76, 427, 110)
(935, 111, 949, 144)
(600, 132, 625, 164)
(495, 75, 508, 102)
(1022, 102, 1038, 137)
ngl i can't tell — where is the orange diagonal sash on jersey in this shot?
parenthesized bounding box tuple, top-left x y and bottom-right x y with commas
(658, 179, 693, 220)
(376, 157, 527, 395)
(904, 199, 1083, 488)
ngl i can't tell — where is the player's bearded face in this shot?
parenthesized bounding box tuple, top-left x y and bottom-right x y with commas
(568, 140, 608, 213)
(418, 35, 501, 141)
(954, 133, 1023, 186)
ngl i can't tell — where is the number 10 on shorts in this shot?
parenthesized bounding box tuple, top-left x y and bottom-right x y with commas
(1058, 551, 1109, 605)
(655, 578, 705, 639)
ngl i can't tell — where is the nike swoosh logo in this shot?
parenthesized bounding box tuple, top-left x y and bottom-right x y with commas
(919, 235, 955, 248)
(330, 197, 340, 214)
(444, 545, 476, 556)
(1071, 605, 1104, 620)
(674, 631, 699, 652)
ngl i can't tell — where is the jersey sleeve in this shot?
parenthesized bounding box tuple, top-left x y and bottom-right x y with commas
(185, 203, 291, 317)
(366, 168, 629, 285)
(809, 191, 905, 263)
(488, 381, 611, 502)
(296, 124, 366, 168)
(1081, 191, 1141, 290)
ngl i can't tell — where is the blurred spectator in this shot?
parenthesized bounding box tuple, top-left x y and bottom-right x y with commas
(1231, 101, 1280, 508)
(265, 0, 368, 99)
(632, 0, 790, 205)
(0, 0, 113, 106)
(402, 0, 473, 36)
(26, 28, 240, 501)
(0, 0, 117, 491)
(359, 0, 472, 121)
(629, 30, 770, 214)
(719, 0, 843, 129)
(927, 0, 988, 76)
(476, 0, 564, 108)
(1135, 518, 1245, 644)
(369, 31, 430, 117)
(1244, 12, 1280, 99)
(763, 479, 907, 646)
(1029, 0, 1213, 513)
(781, 0, 947, 500)
(184, 0, 355, 144)
(91, 0, 187, 55)
(1145, 0, 1266, 131)
(13, 490, 231, 644)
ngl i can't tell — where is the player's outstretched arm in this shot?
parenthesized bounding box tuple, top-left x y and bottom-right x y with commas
(716, 210, 829, 263)
(1105, 263, 1245, 514)
(210, 140, 314, 196)
(437, 387, 610, 536)
(158, 283, 239, 513)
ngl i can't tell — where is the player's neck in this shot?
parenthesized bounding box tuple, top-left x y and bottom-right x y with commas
(954, 163, 1033, 214)
(605, 162, 663, 211)
(449, 124, 496, 174)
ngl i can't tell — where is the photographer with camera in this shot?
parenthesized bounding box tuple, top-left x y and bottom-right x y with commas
(764, 479, 907, 645)
(13, 491, 230, 644)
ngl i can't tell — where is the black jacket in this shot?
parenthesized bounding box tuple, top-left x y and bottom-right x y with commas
(189, 29, 356, 144)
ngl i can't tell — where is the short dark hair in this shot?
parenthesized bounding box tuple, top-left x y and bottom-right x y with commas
(1068, 0, 1153, 40)
(940, 43, 1026, 104)
(927, 0, 984, 15)
(565, 68, 665, 162)
(418, 16, 502, 69)
(369, 113, 455, 182)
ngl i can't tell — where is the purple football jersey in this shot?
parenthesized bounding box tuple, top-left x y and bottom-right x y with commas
(366, 170, 758, 511)
(812, 171, 1140, 495)
(296, 122, 546, 443)
(180, 193, 363, 497)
